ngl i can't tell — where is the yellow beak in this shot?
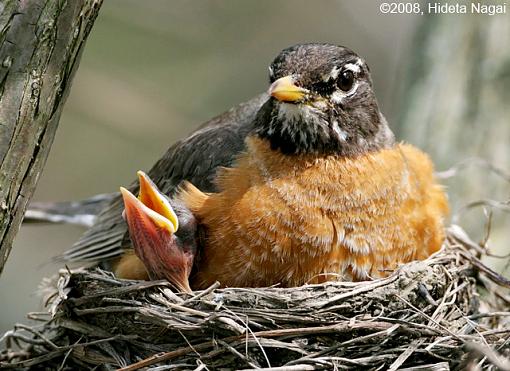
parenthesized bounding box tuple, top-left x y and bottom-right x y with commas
(119, 171, 178, 234)
(136, 170, 179, 233)
(269, 75, 309, 103)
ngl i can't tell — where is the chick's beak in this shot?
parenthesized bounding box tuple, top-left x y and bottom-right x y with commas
(120, 187, 177, 238)
(136, 171, 179, 232)
(269, 75, 309, 103)
(120, 173, 193, 293)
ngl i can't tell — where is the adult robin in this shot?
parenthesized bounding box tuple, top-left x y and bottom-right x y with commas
(30, 43, 449, 292)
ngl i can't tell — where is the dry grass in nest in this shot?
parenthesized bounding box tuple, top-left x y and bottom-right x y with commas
(1, 226, 510, 370)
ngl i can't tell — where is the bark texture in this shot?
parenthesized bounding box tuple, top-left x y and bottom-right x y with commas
(0, 0, 103, 276)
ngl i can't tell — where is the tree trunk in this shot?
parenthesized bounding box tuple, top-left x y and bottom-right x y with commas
(0, 0, 103, 277)
(395, 13, 510, 249)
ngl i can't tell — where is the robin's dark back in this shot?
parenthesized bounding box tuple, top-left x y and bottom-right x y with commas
(62, 93, 268, 263)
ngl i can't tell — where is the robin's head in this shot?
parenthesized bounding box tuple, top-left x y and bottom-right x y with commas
(254, 43, 394, 156)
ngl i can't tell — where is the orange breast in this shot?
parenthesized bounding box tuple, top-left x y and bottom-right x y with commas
(180, 137, 449, 289)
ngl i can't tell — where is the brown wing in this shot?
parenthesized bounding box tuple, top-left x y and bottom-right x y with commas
(61, 93, 268, 263)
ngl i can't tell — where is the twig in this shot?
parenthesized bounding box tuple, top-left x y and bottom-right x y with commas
(3, 226, 510, 370)
(466, 342, 510, 371)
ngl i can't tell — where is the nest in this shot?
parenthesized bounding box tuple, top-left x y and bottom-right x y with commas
(1, 226, 510, 370)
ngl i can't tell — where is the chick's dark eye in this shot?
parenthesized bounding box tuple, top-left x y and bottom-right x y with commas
(338, 70, 355, 91)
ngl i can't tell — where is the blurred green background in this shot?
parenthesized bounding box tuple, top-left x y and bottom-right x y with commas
(1, 1, 508, 334)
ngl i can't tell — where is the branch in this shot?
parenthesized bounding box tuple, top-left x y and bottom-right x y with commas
(0, 0, 103, 277)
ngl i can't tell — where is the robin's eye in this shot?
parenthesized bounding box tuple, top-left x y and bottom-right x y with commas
(338, 70, 355, 91)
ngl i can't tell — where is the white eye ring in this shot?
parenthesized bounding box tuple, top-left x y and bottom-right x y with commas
(331, 81, 360, 104)
(343, 63, 361, 74)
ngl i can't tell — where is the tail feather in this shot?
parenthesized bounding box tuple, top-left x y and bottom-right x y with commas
(24, 193, 116, 228)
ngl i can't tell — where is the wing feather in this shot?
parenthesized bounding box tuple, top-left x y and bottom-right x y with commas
(62, 94, 268, 262)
